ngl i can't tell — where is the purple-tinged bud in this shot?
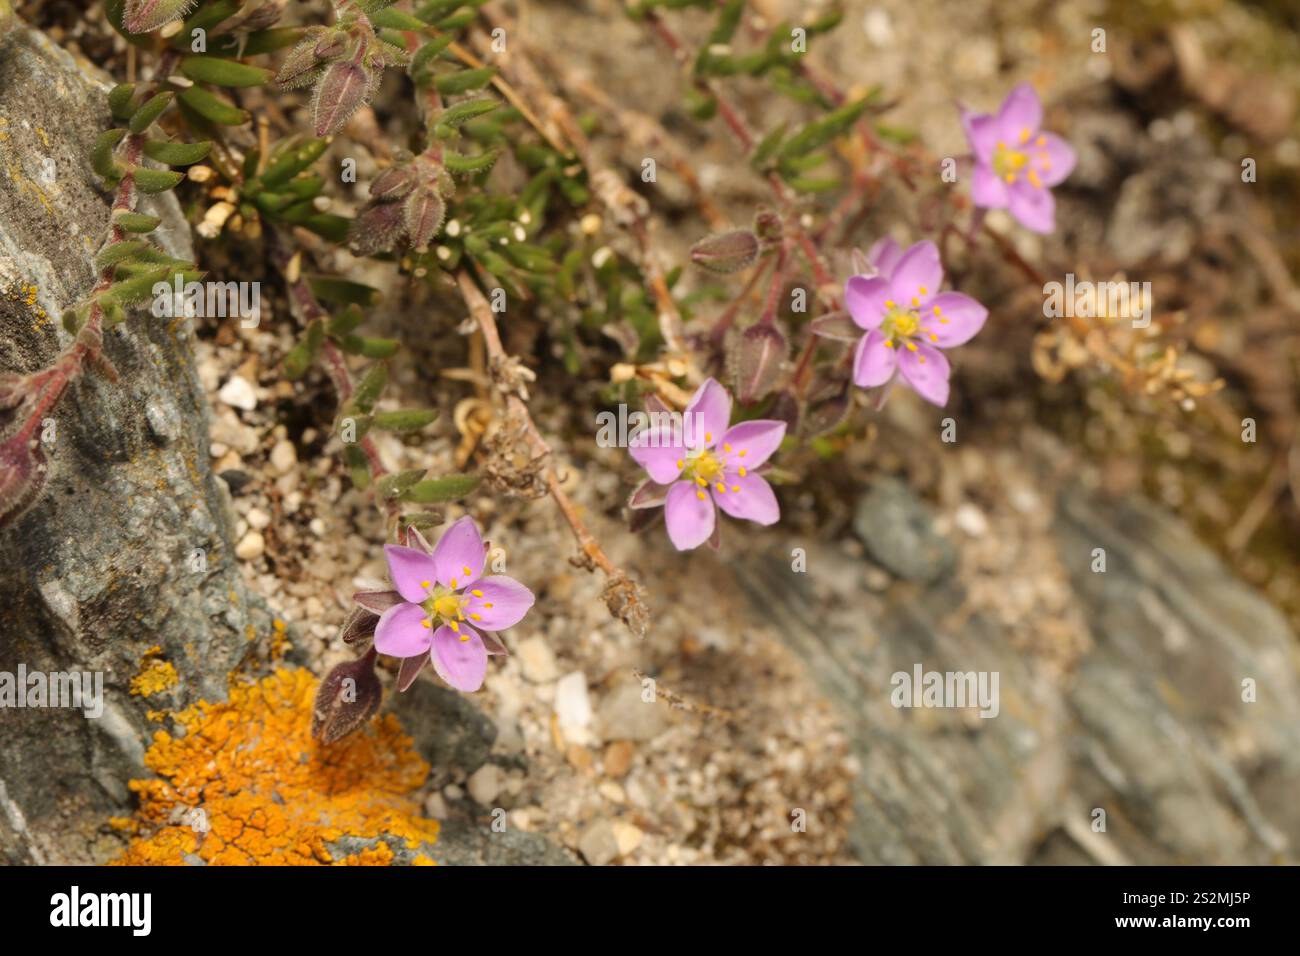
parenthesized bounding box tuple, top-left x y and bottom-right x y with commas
(122, 0, 196, 34)
(402, 187, 445, 252)
(313, 31, 347, 62)
(311, 649, 383, 744)
(690, 229, 760, 274)
(276, 32, 328, 89)
(808, 310, 860, 342)
(339, 607, 379, 647)
(311, 60, 372, 137)
(0, 431, 49, 530)
(731, 322, 788, 405)
(753, 210, 783, 245)
(368, 163, 419, 201)
(348, 199, 407, 256)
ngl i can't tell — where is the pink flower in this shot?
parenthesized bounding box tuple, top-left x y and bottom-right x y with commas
(628, 379, 785, 551)
(845, 239, 987, 407)
(960, 83, 1076, 233)
(360, 516, 533, 693)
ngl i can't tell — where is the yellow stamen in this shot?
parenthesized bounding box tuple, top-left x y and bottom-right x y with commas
(471, 613, 481, 621)
(472, 589, 483, 598)
(885, 299, 895, 308)
(1036, 135, 1046, 146)
(731, 485, 740, 493)
(422, 619, 432, 629)
(449, 620, 459, 633)
(484, 603, 493, 609)
(696, 490, 706, 500)
(676, 459, 684, 469)
(459, 634, 470, 643)
(919, 286, 928, 295)
(884, 339, 896, 348)
(450, 578, 458, 589)
(933, 305, 942, 315)
(738, 466, 747, 477)
(738, 450, 747, 457)
(421, 580, 431, 589)
(723, 443, 732, 452)
(462, 565, 471, 576)
(715, 482, 726, 493)
(705, 432, 713, 443)
(1019, 127, 1030, 144)
(906, 341, 918, 352)
(930, 333, 938, 342)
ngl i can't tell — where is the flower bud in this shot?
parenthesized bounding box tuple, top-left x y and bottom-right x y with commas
(348, 199, 407, 256)
(122, 0, 196, 34)
(731, 322, 788, 404)
(311, 60, 371, 136)
(368, 163, 419, 201)
(311, 650, 383, 744)
(276, 32, 327, 89)
(402, 187, 446, 252)
(0, 431, 48, 530)
(690, 229, 760, 274)
(752, 210, 783, 245)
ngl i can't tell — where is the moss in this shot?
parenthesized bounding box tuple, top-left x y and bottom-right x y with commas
(113, 668, 440, 865)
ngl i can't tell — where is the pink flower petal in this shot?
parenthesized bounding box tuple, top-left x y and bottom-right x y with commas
(682, 378, 731, 449)
(844, 275, 892, 330)
(997, 83, 1042, 143)
(430, 623, 488, 692)
(897, 342, 952, 406)
(431, 515, 486, 588)
(664, 480, 716, 551)
(1007, 180, 1055, 234)
(628, 426, 687, 484)
(970, 165, 1009, 209)
(374, 602, 435, 658)
(887, 240, 943, 305)
(1033, 132, 1075, 187)
(713, 473, 780, 525)
(925, 292, 987, 348)
(383, 545, 440, 602)
(853, 330, 898, 388)
(867, 237, 903, 275)
(961, 108, 1000, 165)
(464, 574, 534, 631)
(719, 419, 786, 469)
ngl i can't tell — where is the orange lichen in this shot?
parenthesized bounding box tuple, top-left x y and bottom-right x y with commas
(129, 645, 179, 697)
(113, 668, 439, 865)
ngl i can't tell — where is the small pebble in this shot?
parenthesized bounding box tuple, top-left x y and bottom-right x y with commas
(235, 530, 264, 561)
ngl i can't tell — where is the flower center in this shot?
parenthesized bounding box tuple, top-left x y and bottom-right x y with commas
(682, 448, 723, 483)
(420, 584, 470, 640)
(880, 298, 947, 360)
(993, 128, 1048, 187)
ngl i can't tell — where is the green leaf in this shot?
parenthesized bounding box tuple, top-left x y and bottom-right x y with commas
(776, 97, 871, 159)
(327, 305, 366, 337)
(347, 336, 400, 359)
(352, 363, 388, 413)
(444, 149, 499, 175)
(128, 91, 174, 133)
(372, 409, 439, 432)
(112, 210, 162, 233)
(239, 27, 305, 55)
(132, 167, 186, 193)
(259, 137, 329, 188)
(92, 128, 127, 179)
(95, 240, 149, 270)
(178, 85, 250, 126)
(180, 56, 273, 88)
(108, 83, 138, 122)
(434, 67, 496, 95)
(409, 36, 456, 86)
(376, 468, 428, 500)
(436, 97, 499, 133)
(284, 319, 325, 380)
(99, 266, 202, 307)
(370, 7, 426, 29)
(308, 275, 382, 307)
(399, 473, 480, 504)
(750, 121, 788, 170)
(142, 139, 212, 166)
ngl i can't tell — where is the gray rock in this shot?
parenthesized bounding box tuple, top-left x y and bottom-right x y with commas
(737, 480, 1300, 865)
(390, 678, 497, 784)
(0, 23, 266, 865)
(431, 820, 577, 866)
(852, 476, 956, 583)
